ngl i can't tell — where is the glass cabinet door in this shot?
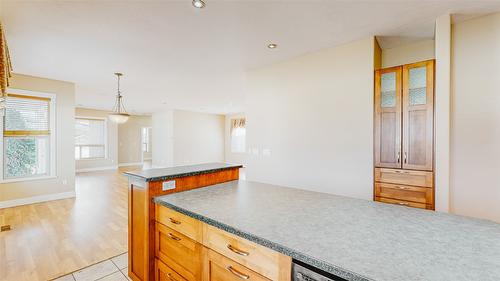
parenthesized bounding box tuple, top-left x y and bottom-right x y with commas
(402, 60, 434, 171)
(374, 66, 402, 168)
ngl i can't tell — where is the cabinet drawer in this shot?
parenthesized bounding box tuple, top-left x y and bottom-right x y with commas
(156, 258, 187, 281)
(375, 168, 433, 187)
(375, 183, 432, 204)
(375, 197, 432, 210)
(205, 249, 271, 281)
(156, 205, 202, 243)
(156, 223, 202, 281)
(203, 224, 290, 281)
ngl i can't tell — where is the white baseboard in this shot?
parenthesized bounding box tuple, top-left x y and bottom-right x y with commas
(0, 191, 76, 209)
(118, 162, 143, 167)
(76, 165, 118, 173)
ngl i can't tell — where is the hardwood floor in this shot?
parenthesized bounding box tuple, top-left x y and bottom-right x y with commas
(0, 167, 140, 281)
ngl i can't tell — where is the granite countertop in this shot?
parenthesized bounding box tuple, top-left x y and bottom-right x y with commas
(123, 162, 243, 182)
(154, 180, 500, 281)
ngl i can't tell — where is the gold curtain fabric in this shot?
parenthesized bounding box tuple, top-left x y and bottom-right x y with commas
(0, 22, 13, 96)
(231, 118, 246, 129)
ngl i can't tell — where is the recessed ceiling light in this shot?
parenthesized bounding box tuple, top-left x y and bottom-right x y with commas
(192, 0, 205, 9)
(267, 43, 278, 49)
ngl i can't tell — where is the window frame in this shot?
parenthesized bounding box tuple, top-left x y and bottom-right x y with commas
(75, 116, 108, 161)
(230, 118, 246, 154)
(0, 88, 57, 183)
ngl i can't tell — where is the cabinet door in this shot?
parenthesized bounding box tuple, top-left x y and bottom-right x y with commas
(204, 249, 271, 281)
(374, 66, 402, 168)
(402, 60, 434, 171)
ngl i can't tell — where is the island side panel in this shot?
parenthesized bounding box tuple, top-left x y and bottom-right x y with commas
(128, 177, 149, 281)
(128, 167, 240, 281)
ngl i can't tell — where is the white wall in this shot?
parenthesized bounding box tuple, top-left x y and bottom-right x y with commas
(381, 39, 435, 68)
(173, 110, 225, 166)
(245, 37, 375, 200)
(225, 113, 246, 165)
(75, 108, 118, 172)
(152, 110, 174, 168)
(450, 12, 500, 223)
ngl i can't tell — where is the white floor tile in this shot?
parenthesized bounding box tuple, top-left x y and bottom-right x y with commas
(120, 268, 132, 281)
(96, 271, 127, 281)
(73, 260, 119, 281)
(111, 253, 128, 270)
(53, 274, 75, 281)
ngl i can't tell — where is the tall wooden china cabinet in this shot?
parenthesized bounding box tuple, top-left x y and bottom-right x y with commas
(374, 60, 435, 210)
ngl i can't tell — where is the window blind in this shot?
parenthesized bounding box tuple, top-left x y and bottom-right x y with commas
(5, 95, 50, 134)
(75, 118, 105, 146)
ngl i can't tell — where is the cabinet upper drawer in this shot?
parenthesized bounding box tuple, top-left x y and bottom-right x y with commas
(375, 182, 433, 204)
(375, 168, 433, 187)
(155, 223, 202, 281)
(156, 205, 202, 243)
(206, 248, 271, 281)
(202, 224, 290, 281)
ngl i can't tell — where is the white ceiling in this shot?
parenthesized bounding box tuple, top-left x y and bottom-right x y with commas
(2, 0, 500, 115)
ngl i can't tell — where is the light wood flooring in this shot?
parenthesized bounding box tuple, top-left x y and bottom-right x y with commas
(0, 166, 141, 281)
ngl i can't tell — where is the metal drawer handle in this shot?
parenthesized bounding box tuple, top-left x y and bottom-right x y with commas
(227, 244, 249, 256)
(168, 233, 181, 241)
(398, 202, 409, 206)
(227, 266, 250, 280)
(169, 218, 181, 225)
(166, 273, 179, 281)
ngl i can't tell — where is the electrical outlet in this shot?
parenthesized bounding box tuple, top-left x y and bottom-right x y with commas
(162, 180, 176, 191)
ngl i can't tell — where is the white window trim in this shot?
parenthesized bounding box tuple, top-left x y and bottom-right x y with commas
(75, 116, 108, 161)
(0, 88, 57, 183)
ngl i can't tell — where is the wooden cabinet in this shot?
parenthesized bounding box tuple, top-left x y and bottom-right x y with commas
(374, 60, 435, 210)
(154, 206, 292, 281)
(402, 61, 434, 171)
(374, 66, 402, 169)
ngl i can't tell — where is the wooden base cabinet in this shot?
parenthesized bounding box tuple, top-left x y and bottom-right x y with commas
(374, 60, 435, 210)
(154, 205, 292, 281)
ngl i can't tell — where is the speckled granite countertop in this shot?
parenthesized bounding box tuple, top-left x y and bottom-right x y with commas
(123, 162, 242, 182)
(154, 180, 500, 281)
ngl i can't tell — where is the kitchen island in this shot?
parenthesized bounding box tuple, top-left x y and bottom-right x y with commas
(124, 163, 243, 281)
(154, 180, 500, 281)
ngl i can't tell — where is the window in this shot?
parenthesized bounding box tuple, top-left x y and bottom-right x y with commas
(230, 118, 246, 153)
(75, 118, 106, 160)
(2, 93, 55, 180)
(141, 127, 151, 153)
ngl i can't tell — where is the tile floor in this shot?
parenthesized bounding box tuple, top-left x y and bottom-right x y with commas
(53, 253, 131, 281)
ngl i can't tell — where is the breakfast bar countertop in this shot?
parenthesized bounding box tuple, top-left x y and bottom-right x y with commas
(154, 180, 500, 281)
(123, 162, 243, 182)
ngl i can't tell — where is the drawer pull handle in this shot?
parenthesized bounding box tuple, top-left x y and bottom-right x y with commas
(227, 244, 249, 256)
(167, 233, 181, 241)
(169, 218, 181, 225)
(227, 266, 250, 280)
(398, 202, 409, 206)
(166, 273, 179, 281)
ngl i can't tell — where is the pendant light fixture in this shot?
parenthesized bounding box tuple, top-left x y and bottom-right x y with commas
(108, 72, 130, 124)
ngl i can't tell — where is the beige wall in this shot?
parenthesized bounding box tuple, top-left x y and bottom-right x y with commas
(0, 73, 75, 206)
(434, 14, 451, 212)
(245, 37, 375, 200)
(173, 110, 225, 166)
(118, 115, 152, 165)
(381, 39, 435, 68)
(75, 108, 118, 172)
(225, 113, 246, 165)
(450, 12, 500, 223)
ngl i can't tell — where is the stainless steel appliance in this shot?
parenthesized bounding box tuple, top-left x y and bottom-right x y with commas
(293, 260, 347, 281)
